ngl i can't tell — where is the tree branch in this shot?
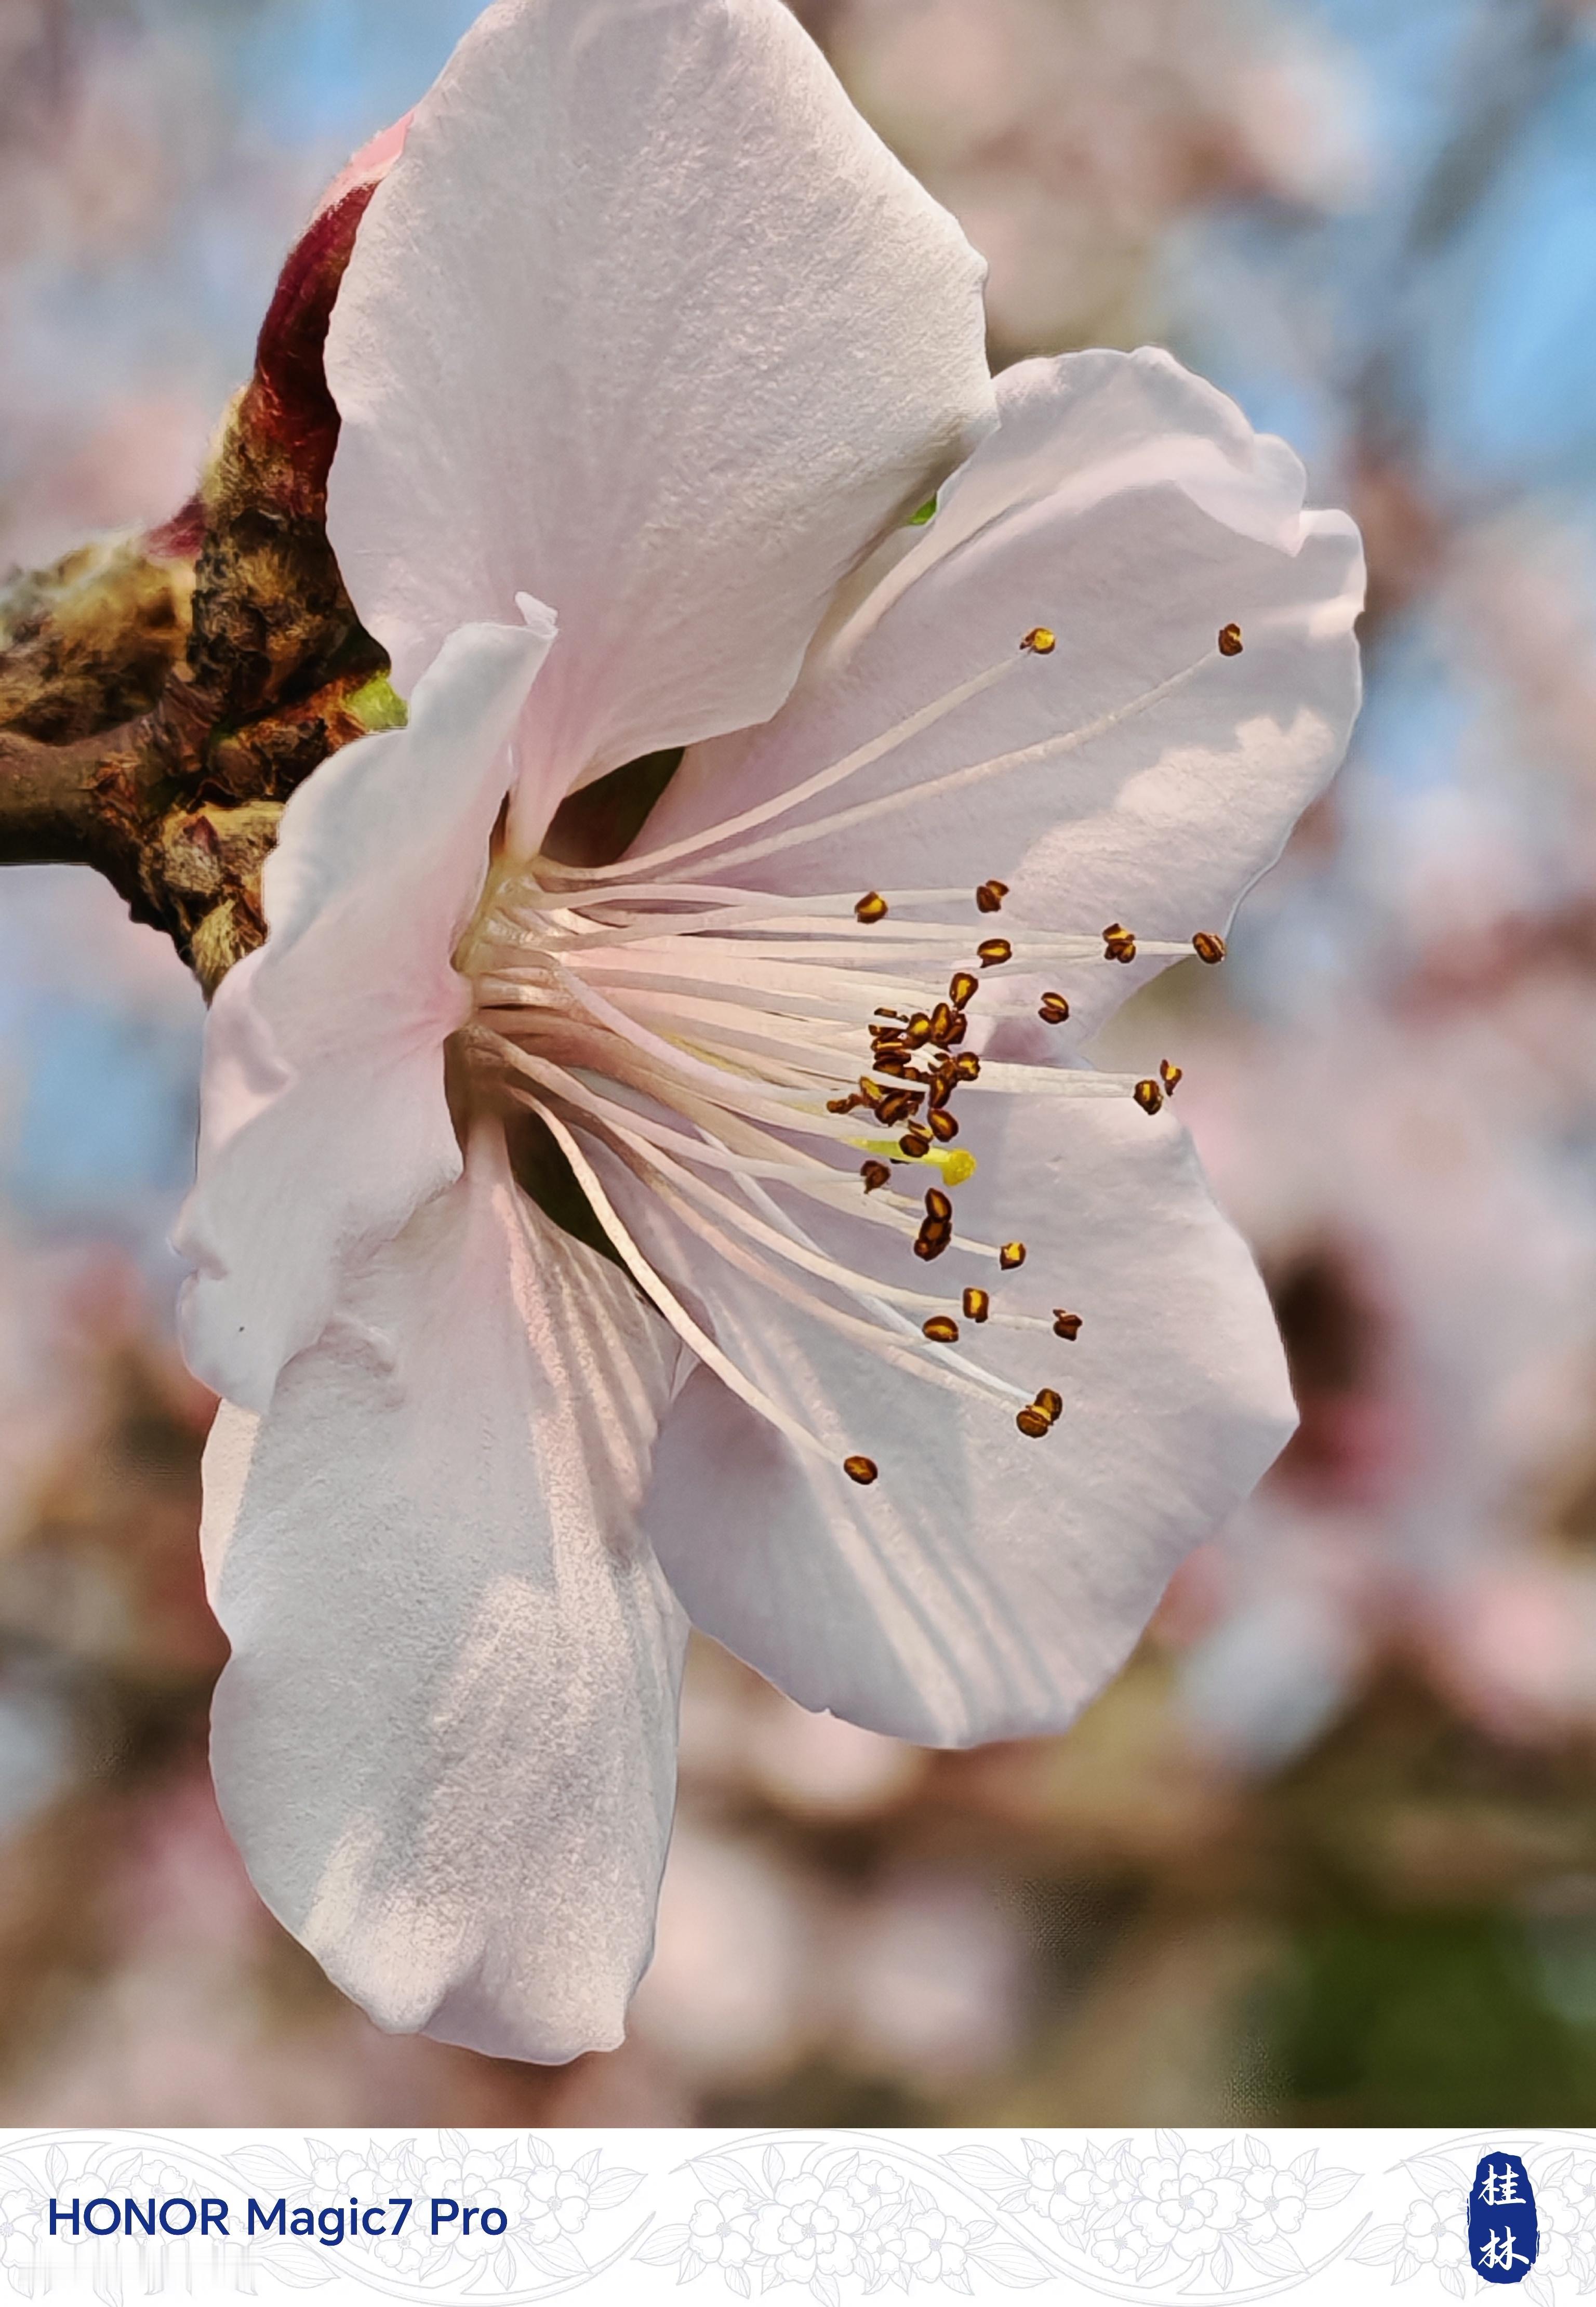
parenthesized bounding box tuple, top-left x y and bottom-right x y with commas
(0, 173, 391, 995)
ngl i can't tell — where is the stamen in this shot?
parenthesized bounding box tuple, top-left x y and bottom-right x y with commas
(1021, 627, 1057, 655)
(1193, 931, 1227, 964)
(964, 1288, 990, 1323)
(861, 1160, 891, 1193)
(855, 892, 888, 924)
(1053, 1310, 1083, 1340)
(1000, 1242, 1027, 1271)
(535, 1108, 834, 1466)
(1039, 991, 1071, 1025)
(976, 880, 1009, 913)
(1034, 1388, 1063, 1424)
(1134, 1079, 1164, 1115)
(949, 971, 979, 1007)
(914, 1214, 951, 1262)
(1218, 622, 1244, 657)
(844, 1456, 879, 1486)
(1016, 1406, 1053, 1438)
(1160, 1059, 1182, 1094)
(1103, 923, 1137, 963)
(923, 1317, 960, 1345)
(550, 653, 1026, 886)
(978, 938, 1013, 968)
(622, 646, 1219, 887)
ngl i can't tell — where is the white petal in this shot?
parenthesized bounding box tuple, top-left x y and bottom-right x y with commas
(324, 0, 994, 842)
(640, 348, 1364, 1040)
(616, 1096, 1293, 1746)
(175, 615, 553, 1412)
(203, 1128, 687, 2063)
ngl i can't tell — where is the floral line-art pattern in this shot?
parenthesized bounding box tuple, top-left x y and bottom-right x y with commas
(2, 2128, 1596, 2299)
(636, 2131, 1363, 2299)
(1349, 2143, 1596, 2303)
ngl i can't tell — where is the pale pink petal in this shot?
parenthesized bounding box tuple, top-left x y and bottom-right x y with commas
(203, 1128, 687, 2063)
(595, 1094, 1296, 1746)
(310, 111, 414, 223)
(324, 0, 995, 847)
(640, 348, 1363, 1041)
(176, 613, 554, 1411)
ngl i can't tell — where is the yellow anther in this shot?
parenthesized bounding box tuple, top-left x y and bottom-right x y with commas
(855, 891, 889, 924)
(1022, 627, 1057, 655)
(843, 1456, 879, 1486)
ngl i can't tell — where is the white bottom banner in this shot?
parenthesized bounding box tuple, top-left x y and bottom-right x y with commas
(0, 2126, 1567, 2302)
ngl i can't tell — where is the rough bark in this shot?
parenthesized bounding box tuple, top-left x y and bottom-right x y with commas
(0, 178, 390, 997)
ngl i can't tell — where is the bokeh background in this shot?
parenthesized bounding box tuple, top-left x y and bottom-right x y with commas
(3, 0, 1596, 2130)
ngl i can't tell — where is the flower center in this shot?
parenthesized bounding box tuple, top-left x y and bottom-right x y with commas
(461, 624, 1240, 1486)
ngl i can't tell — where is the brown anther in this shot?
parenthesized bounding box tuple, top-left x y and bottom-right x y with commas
(927, 1072, 953, 1112)
(1000, 1241, 1027, 1271)
(949, 971, 979, 1008)
(1102, 923, 1137, 963)
(963, 1288, 990, 1323)
(855, 892, 888, 924)
(874, 1007, 907, 1022)
(943, 1010, 968, 1046)
(827, 1094, 859, 1114)
(928, 1001, 955, 1043)
(876, 1091, 917, 1128)
(899, 1129, 933, 1158)
(905, 1013, 933, 1047)
(1134, 1079, 1164, 1116)
(976, 880, 1009, 913)
(925, 1188, 953, 1223)
(1192, 931, 1227, 965)
(914, 1222, 951, 1263)
(858, 1076, 886, 1106)
(1217, 622, 1244, 657)
(861, 1161, 892, 1194)
(928, 1109, 960, 1143)
(1053, 1310, 1083, 1341)
(1016, 1407, 1053, 1439)
(1033, 1388, 1063, 1425)
(954, 1051, 981, 1082)
(1039, 991, 1071, 1025)
(978, 938, 1013, 968)
(844, 1455, 880, 1486)
(873, 1055, 910, 1079)
(1160, 1059, 1183, 1094)
(1021, 627, 1057, 655)
(922, 1316, 960, 1345)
